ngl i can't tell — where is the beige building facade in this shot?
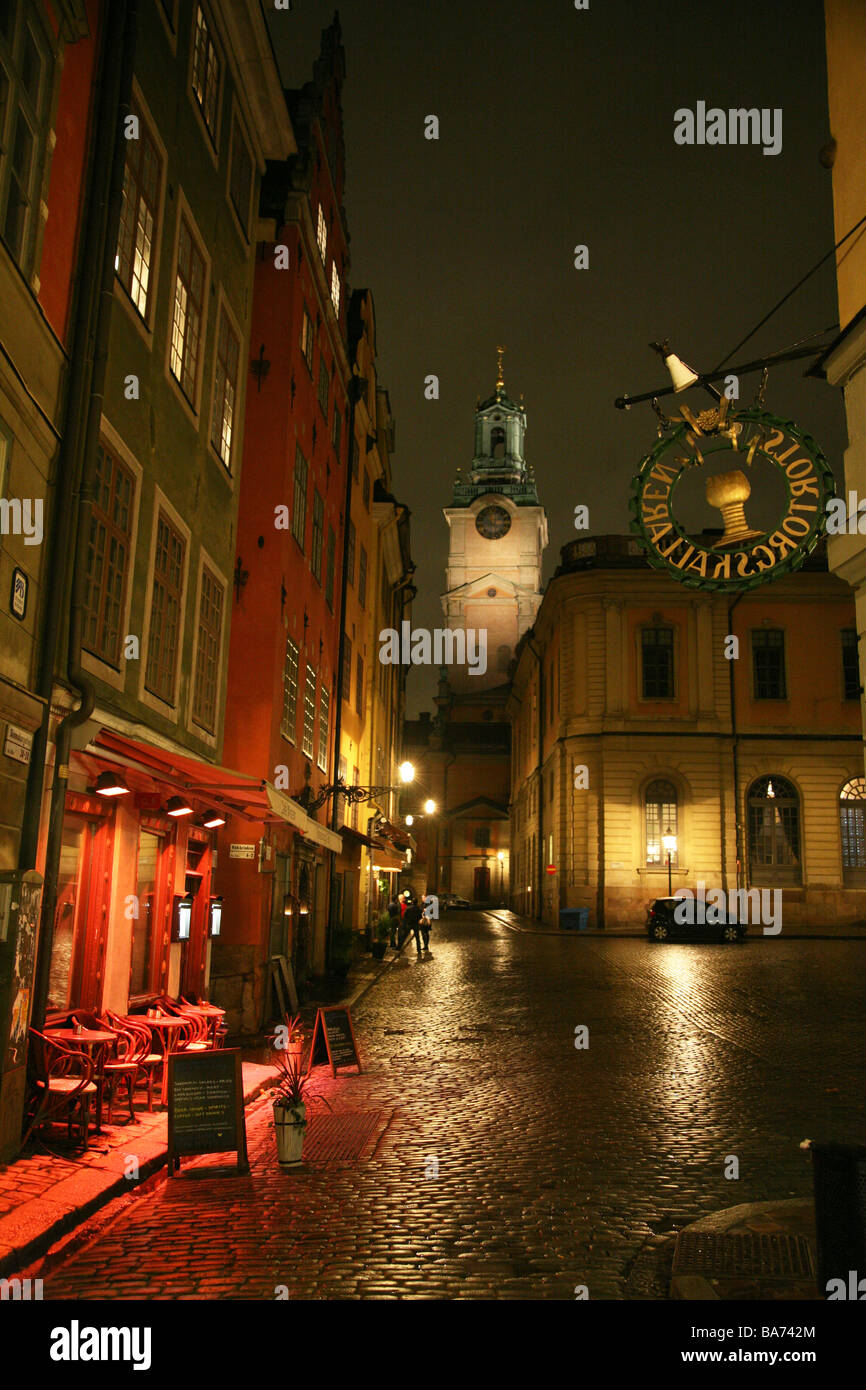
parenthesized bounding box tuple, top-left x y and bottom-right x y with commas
(510, 534, 866, 930)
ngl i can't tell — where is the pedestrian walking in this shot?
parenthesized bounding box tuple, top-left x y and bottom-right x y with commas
(387, 895, 400, 948)
(405, 899, 427, 957)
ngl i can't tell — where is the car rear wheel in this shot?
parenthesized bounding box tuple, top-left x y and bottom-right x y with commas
(721, 924, 741, 942)
(650, 920, 669, 941)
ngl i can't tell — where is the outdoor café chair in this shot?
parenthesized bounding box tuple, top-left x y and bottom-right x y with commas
(24, 1029, 97, 1148)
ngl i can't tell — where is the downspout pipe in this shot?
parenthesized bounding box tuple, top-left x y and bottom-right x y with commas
(728, 592, 745, 892)
(30, 0, 137, 1030)
(527, 635, 544, 921)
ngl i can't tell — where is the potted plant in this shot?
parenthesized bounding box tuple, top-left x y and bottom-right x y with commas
(270, 1053, 331, 1168)
(268, 1013, 304, 1068)
(372, 913, 390, 960)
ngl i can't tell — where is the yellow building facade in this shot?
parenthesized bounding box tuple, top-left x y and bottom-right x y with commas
(510, 534, 866, 930)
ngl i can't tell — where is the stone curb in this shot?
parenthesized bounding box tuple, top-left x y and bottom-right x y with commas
(668, 1199, 819, 1301)
(482, 910, 866, 941)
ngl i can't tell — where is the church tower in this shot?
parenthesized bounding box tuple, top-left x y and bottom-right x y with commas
(442, 349, 548, 690)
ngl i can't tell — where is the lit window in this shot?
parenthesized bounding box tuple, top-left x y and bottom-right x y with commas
(300, 308, 313, 370)
(316, 203, 327, 262)
(170, 216, 206, 403)
(192, 566, 223, 732)
(330, 260, 340, 314)
(317, 682, 330, 773)
(115, 103, 161, 319)
(191, 5, 220, 142)
(748, 775, 800, 882)
(840, 778, 866, 872)
(281, 638, 299, 743)
(645, 779, 677, 866)
(302, 665, 316, 759)
(211, 307, 239, 468)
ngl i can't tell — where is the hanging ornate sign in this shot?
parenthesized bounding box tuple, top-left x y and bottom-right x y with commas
(629, 404, 835, 591)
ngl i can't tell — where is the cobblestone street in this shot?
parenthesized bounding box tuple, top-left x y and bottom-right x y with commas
(36, 914, 866, 1300)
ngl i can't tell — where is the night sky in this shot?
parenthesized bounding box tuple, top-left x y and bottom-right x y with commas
(267, 1, 845, 716)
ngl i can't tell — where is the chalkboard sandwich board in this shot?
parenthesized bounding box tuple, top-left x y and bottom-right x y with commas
(167, 1048, 249, 1176)
(306, 1007, 362, 1078)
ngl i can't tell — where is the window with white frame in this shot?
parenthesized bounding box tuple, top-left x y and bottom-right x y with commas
(0, 2, 51, 273)
(316, 203, 327, 262)
(170, 215, 206, 404)
(115, 102, 161, 320)
(302, 664, 316, 759)
(300, 307, 313, 371)
(330, 260, 340, 314)
(317, 682, 330, 773)
(281, 637, 299, 743)
(211, 306, 239, 469)
(191, 5, 220, 144)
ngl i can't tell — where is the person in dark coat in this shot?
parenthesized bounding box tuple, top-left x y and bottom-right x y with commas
(387, 896, 400, 948)
(405, 899, 428, 957)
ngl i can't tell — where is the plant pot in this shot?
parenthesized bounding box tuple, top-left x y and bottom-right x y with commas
(371, 941, 387, 960)
(274, 1100, 306, 1166)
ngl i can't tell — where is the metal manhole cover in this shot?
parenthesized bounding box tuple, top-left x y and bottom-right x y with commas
(302, 1111, 385, 1162)
(673, 1231, 815, 1280)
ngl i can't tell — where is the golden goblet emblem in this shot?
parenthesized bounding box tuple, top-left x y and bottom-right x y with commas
(704, 468, 764, 549)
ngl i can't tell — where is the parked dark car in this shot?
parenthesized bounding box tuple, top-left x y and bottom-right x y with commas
(645, 897, 747, 943)
(440, 893, 472, 911)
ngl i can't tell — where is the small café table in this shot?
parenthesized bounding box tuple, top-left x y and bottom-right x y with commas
(128, 1015, 188, 1106)
(181, 1001, 226, 1046)
(45, 1027, 118, 1135)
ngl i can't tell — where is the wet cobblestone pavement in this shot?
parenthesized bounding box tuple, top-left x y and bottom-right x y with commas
(36, 915, 866, 1300)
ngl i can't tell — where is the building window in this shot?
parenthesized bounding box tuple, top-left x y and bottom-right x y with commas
(358, 544, 367, 609)
(300, 308, 313, 371)
(325, 525, 336, 609)
(347, 519, 355, 587)
(292, 447, 307, 550)
(332, 404, 341, 454)
(330, 260, 340, 314)
(474, 826, 491, 849)
(748, 775, 800, 883)
(281, 637, 299, 743)
(0, 2, 50, 272)
(192, 566, 223, 732)
(317, 682, 330, 773)
(351, 437, 359, 482)
(641, 626, 674, 699)
(645, 778, 678, 866)
(130, 828, 161, 997)
(752, 628, 786, 700)
(316, 202, 327, 263)
(840, 778, 866, 878)
(317, 357, 329, 415)
(342, 634, 352, 704)
(362, 467, 370, 510)
(145, 512, 185, 703)
(842, 629, 860, 701)
(83, 443, 134, 667)
(170, 215, 206, 404)
(302, 664, 316, 759)
(211, 307, 239, 469)
(115, 103, 161, 320)
(311, 490, 324, 582)
(228, 116, 252, 232)
(355, 654, 364, 716)
(191, 5, 220, 143)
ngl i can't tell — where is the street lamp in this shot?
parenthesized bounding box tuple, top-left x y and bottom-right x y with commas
(399, 761, 415, 784)
(424, 798, 436, 815)
(662, 826, 677, 895)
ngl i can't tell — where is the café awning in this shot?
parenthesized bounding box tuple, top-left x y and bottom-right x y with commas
(79, 728, 342, 851)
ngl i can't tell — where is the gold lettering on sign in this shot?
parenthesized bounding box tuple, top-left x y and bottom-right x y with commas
(686, 550, 708, 577)
(647, 522, 673, 545)
(709, 553, 732, 580)
(766, 530, 798, 561)
(736, 552, 752, 576)
(782, 514, 812, 538)
(641, 504, 669, 524)
(649, 461, 678, 486)
(752, 544, 776, 571)
(672, 545, 696, 570)
(789, 479, 818, 499)
(658, 533, 686, 559)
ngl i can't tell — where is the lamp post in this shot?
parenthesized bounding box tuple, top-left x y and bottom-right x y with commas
(662, 826, 677, 895)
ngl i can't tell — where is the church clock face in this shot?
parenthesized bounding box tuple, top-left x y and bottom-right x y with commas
(475, 505, 511, 539)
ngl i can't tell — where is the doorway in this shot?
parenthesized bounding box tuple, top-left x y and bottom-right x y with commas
(473, 865, 491, 901)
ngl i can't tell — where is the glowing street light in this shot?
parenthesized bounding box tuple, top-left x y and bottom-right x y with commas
(398, 761, 415, 784)
(424, 798, 436, 815)
(662, 826, 677, 895)
(405, 815, 414, 826)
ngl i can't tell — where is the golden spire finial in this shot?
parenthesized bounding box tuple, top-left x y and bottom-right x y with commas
(496, 344, 506, 390)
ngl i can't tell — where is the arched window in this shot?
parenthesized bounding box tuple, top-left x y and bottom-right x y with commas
(748, 775, 801, 884)
(645, 778, 678, 865)
(491, 426, 506, 459)
(840, 777, 866, 879)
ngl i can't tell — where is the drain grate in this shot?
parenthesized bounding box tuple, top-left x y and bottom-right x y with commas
(673, 1231, 815, 1281)
(302, 1110, 385, 1163)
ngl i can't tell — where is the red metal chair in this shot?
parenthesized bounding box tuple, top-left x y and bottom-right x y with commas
(24, 1030, 97, 1147)
(100, 1022, 150, 1124)
(106, 1012, 162, 1112)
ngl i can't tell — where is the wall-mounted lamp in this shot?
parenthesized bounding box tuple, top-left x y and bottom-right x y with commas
(94, 770, 131, 797)
(201, 809, 226, 828)
(166, 796, 194, 818)
(208, 896, 223, 937)
(175, 892, 194, 941)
